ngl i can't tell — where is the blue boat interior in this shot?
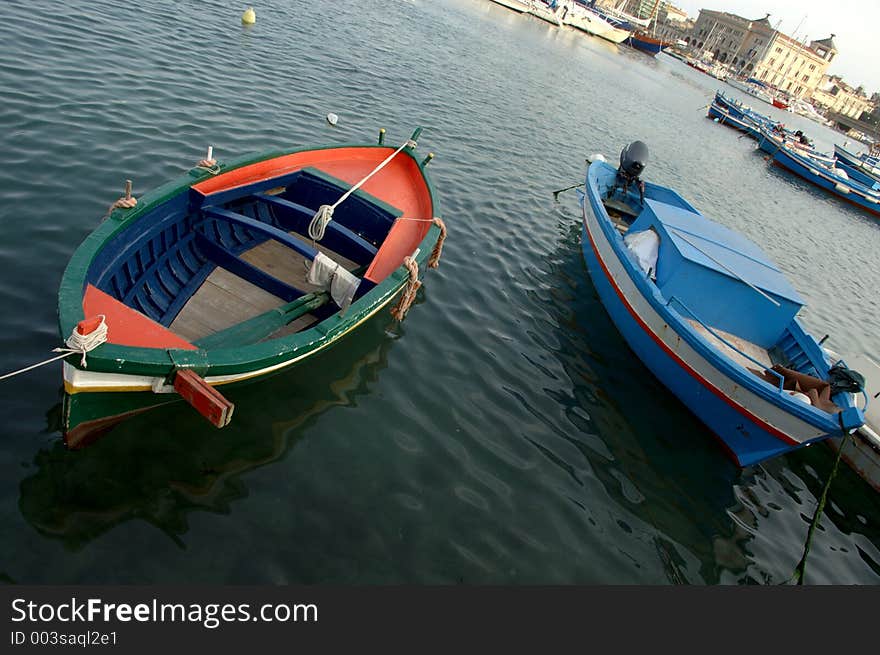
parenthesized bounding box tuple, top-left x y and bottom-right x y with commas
(85, 167, 403, 347)
(593, 162, 850, 408)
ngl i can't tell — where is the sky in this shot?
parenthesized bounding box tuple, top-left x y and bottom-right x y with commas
(673, 1, 880, 94)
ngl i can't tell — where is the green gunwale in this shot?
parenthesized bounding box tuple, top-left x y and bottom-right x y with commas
(58, 140, 439, 379)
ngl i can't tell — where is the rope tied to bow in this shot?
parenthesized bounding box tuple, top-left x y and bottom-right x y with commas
(0, 315, 108, 382)
(54, 315, 109, 367)
(390, 257, 421, 322)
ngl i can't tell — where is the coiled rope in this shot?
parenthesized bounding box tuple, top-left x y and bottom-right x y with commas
(193, 146, 220, 175)
(102, 180, 137, 221)
(0, 315, 108, 381)
(308, 138, 417, 243)
(390, 257, 421, 322)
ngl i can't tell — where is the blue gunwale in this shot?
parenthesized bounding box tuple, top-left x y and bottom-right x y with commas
(581, 160, 862, 463)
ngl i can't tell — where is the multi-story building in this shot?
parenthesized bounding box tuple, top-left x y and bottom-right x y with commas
(598, 0, 692, 44)
(754, 35, 836, 99)
(684, 10, 836, 99)
(603, 0, 686, 23)
(812, 75, 875, 119)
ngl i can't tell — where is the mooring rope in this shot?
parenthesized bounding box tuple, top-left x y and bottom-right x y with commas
(308, 138, 417, 243)
(102, 180, 137, 221)
(393, 217, 447, 268)
(390, 257, 421, 322)
(788, 432, 850, 585)
(192, 146, 221, 175)
(0, 315, 108, 381)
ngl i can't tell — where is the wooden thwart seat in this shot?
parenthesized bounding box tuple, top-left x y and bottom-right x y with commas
(202, 207, 319, 261)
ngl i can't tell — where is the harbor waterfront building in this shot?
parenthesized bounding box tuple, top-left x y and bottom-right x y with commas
(812, 75, 875, 119)
(684, 10, 836, 99)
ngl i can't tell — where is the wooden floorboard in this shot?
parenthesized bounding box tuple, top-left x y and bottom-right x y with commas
(170, 232, 358, 343)
(239, 231, 359, 294)
(170, 269, 286, 342)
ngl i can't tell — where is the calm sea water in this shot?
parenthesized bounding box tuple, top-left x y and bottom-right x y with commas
(0, 0, 878, 584)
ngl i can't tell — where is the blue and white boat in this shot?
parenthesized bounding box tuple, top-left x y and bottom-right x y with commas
(578, 143, 865, 466)
(756, 124, 836, 166)
(771, 142, 880, 218)
(833, 143, 880, 188)
(707, 101, 766, 140)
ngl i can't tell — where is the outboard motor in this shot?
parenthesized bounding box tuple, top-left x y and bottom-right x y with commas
(610, 141, 649, 204)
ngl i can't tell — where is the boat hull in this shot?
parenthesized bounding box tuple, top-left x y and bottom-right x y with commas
(488, 0, 531, 13)
(579, 171, 848, 467)
(57, 137, 442, 446)
(60, 260, 417, 446)
(771, 147, 880, 217)
(707, 103, 762, 139)
(626, 33, 670, 55)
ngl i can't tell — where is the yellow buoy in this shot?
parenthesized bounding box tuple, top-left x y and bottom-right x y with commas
(242, 6, 256, 25)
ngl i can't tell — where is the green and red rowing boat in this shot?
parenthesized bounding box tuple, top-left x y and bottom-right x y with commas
(58, 128, 444, 447)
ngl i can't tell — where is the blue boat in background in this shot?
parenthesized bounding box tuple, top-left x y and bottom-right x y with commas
(771, 143, 880, 218)
(834, 143, 880, 189)
(707, 101, 765, 139)
(708, 92, 784, 142)
(578, 142, 865, 466)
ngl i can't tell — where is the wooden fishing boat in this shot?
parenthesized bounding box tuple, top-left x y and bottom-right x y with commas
(578, 143, 865, 466)
(770, 142, 880, 217)
(57, 128, 445, 447)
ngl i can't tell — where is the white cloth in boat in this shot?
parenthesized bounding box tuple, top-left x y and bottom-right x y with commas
(623, 228, 659, 279)
(307, 252, 361, 313)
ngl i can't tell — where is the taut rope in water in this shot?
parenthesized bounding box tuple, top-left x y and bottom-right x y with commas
(308, 137, 417, 243)
(788, 433, 850, 585)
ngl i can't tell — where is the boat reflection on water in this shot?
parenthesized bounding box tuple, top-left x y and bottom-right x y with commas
(543, 219, 745, 582)
(21, 316, 400, 550)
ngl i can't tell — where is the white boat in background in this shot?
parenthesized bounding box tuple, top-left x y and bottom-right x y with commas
(824, 350, 880, 492)
(725, 77, 774, 105)
(488, 0, 531, 12)
(590, 0, 652, 29)
(563, 2, 631, 43)
(527, 0, 564, 26)
(790, 98, 833, 126)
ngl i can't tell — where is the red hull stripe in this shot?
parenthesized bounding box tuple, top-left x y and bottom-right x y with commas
(584, 213, 799, 448)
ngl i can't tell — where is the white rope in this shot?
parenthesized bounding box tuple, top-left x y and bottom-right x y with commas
(0, 316, 108, 382)
(57, 316, 109, 367)
(308, 138, 417, 242)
